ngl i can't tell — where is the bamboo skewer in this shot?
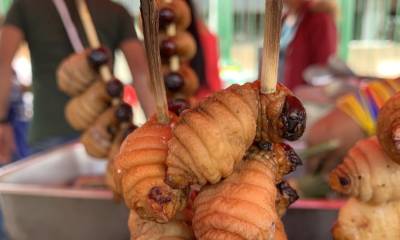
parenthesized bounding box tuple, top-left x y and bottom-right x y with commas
(76, 0, 113, 82)
(141, 0, 170, 124)
(260, 0, 283, 94)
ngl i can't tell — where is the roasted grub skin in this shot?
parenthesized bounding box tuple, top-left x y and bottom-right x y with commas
(332, 198, 400, 240)
(166, 81, 306, 189)
(377, 92, 400, 164)
(57, 49, 99, 96)
(329, 137, 400, 204)
(81, 107, 119, 158)
(276, 181, 299, 217)
(192, 158, 289, 240)
(112, 115, 187, 223)
(65, 80, 111, 131)
(245, 141, 303, 183)
(128, 210, 194, 240)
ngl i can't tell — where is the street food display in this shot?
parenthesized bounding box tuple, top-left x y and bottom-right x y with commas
(56, 0, 136, 159)
(165, 82, 305, 189)
(110, 0, 308, 239)
(330, 137, 400, 240)
(192, 143, 300, 240)
(158, 0, 199, 107)
(13, 0, 400, 239)
(330, 90, 400, 239)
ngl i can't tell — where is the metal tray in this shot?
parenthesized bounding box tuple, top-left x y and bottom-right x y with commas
(284, 200, 343, 240)
(0, 143, 342, 240)
(0, 143, 129, 240)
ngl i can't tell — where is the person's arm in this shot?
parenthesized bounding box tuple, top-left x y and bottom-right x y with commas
(0, 26, 24, 163)
(305, 108, 366, 174)
(120, 39, 156, 117)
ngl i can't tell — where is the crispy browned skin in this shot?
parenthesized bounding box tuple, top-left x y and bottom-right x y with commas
(192, 158, 288, 240)
(108, 124, 135, 161)
(129, 210, 194, 240)
(65, 81, 110, 130)
(192, 144, 300, 240)
(106, 159, 121, 201)
(166, 82, 304, 189)
(112, 117, 187, 223)
(275, 181, 299, 217)
(332, 198, 400, 240)
(329, 137, 400, 204)
(57, 50, 98, 96)
(377, 92, 400, 164)
(166, 83, 259, 188)
(80, 107, 118, 158)
(106, 126, 132, 200)
(256, 83, 292, 143)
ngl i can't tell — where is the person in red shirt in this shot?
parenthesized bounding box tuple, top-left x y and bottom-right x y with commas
(280, 0, 338, 90)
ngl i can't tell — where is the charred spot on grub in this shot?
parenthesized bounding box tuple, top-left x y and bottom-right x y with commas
(149, 187, 172, 204)
(280, 95, 306, 141)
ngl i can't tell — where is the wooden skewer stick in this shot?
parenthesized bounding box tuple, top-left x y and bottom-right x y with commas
(260, 0, 283, 94)
(76, 0, 113, 82)
(170, 56, 180, 72)
(141, 0, 170, 124)
(167, 21, 180, 72)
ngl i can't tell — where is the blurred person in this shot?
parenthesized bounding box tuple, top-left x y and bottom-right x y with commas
(0, 16, 29, 163)
(279, 0, 338, 90)
(0, 0, 156, 162)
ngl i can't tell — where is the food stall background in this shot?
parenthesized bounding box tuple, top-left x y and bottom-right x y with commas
(2, 0, 400, 125)
(0, 1, 399, 239)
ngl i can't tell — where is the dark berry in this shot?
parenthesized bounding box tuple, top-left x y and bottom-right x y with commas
(339, 177, 350, 186)
(116, 103, 133, 122)
(159, 8, 176, 30)
(106, 79, 124, 98)
(88, 47, 109, 70)
(148, 187, 172, 204)
(280, 95, 306, 141)
(160, 39, 177, 59)
(281, 143, 303, 172)
(257, 141, 273, 151)
(168, 99, 190, 116)
(165, 72, 184, 92)
(277, 181, 299, 205)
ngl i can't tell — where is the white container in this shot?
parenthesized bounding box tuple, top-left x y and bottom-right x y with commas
(0, 143, 129, 240)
